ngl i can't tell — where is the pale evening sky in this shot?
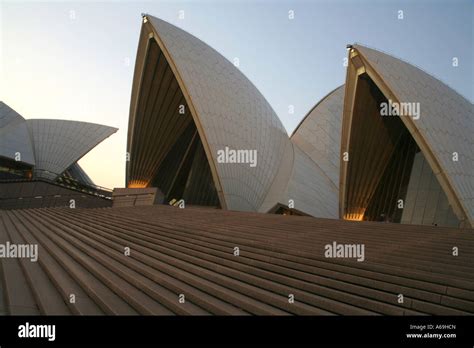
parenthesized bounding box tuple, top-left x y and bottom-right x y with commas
(1, 0, 472, 188)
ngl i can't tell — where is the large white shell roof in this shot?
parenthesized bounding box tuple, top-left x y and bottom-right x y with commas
(146, 16, 292, 211)
(354, 44, 474, 225)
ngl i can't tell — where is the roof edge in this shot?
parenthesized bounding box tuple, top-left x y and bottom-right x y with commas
(290, 84, 344, 138)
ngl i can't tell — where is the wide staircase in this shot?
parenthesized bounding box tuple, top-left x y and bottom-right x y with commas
(0, 205, 473, 315)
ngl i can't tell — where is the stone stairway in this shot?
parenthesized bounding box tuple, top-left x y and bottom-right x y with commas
(0, 205, 473, 315)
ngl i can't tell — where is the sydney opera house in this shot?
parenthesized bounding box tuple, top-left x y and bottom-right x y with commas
(0, 15, 472, 317)
(127, 15, 473, 229)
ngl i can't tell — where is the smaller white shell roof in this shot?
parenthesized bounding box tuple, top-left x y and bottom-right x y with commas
(291, 85, 344, 189)
(26, 119, 117, 180)
(285, 145, 339, 218)
(0, 102, 35, 165)
(0, 101, 25, 128)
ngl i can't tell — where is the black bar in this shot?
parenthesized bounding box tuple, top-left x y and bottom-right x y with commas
(0, 316, 473, 346)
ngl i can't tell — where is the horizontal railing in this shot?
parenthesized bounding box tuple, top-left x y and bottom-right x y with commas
(0, 169, 113, 199)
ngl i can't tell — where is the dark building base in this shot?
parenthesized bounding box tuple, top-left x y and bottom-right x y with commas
(0, 181, 112, 210)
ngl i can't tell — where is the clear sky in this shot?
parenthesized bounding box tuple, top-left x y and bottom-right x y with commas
(1, 0, 472, 189)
